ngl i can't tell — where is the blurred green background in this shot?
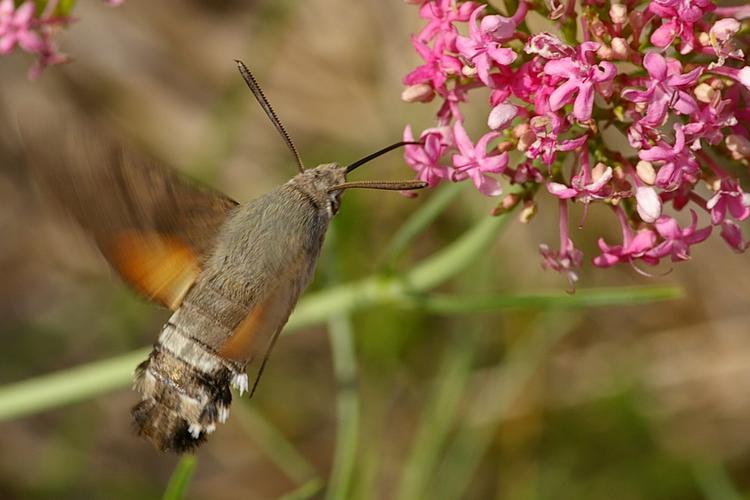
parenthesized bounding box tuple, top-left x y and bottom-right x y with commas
(1, 1, 750, 499)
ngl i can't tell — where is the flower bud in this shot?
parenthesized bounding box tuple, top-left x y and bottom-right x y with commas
(592, 162, 609, 182)
(519, 200, 537, 223)
(518, 132, 535, 152)
(597, 44, 613, 60)
(488, 103, 518, 130)
(492, 192, 521, 215)
(609, 4, 627, 24)
(462, 64, 477, 77)
(636, 186, 662, 223)
(694, 83, 717, 103)
(590, 18, 607, 38)
(739, 67, 750, 90)
(710, 18, 741, 42)
(401, 83, 434, 103)
(726, 134, 750, 160)
(636, 160, 656, 185)
(611, 37, 629, 60)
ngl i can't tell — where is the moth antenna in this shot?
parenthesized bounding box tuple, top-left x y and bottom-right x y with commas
(345, 141, 423, 174)
(235, 60, 305, 173)
(329, 180, 428, 192)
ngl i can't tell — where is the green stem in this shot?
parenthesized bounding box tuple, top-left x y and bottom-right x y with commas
(324, 227, 360, 500)
(162, 455, 198, 500)
(404, 286, 684, 313)
(324, 312, 360, 500)
(234, 403, 320, 485)
(0, 348, 150, 421)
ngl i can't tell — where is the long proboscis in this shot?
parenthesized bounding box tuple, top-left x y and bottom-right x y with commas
(235, 60, 305, 173)
(329, 180, 428, 192)
(344, 141, 423, 174)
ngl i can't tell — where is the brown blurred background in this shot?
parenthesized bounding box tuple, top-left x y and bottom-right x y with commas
(1, 1, 750, 499)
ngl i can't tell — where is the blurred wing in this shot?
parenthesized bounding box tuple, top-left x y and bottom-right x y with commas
(28, 127, 239, 309)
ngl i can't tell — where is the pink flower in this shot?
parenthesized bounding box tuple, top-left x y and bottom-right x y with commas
(649, 0, 715, 53)
(524, 32, 576, 59)
(417, 0, 476, 48)
(547, 162, 613, 203)
(719, 220, 748, 253)
(543, 41, 617, 121)
(639, 124, 699, 191)
(403, 125, 453, 187)
(525, 113, 588, 165)
(646, 211, 712, 262)
(404, 35, 463, 92)
(0, 0, 44, 54)
(540, 238, 583, 286)
(594, 228, 659, 267)
(622, 53, 702, 126)
(451, 121, 508, 196)
(456, 5, 517, 87)
(706, 178, 750, 225)
(540, 200, 583, 287)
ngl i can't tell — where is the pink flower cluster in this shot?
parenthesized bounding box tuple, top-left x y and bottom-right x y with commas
(0, 0, 122, 79)
(402, 0, 750, 286)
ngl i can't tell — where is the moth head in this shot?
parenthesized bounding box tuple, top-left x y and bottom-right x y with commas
(298, 163, 347, 216)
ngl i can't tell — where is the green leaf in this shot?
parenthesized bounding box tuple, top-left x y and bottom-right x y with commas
(162, 456, 197, 500)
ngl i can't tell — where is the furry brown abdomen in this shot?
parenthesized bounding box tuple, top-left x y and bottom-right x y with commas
(131, 301, 247, 452)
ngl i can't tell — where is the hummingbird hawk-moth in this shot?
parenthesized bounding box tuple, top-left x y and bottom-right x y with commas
(30, 61, 426, 452)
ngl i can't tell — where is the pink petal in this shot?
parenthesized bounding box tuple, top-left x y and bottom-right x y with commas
(672, 91, 698, 115)
(644, 89, 670, 125)
(471, 171, 502, 196)
(474, 131, 501, 155)
(478, 152, 508, 173)
(622, 88, 652, 103)
(548, 78, 579, 111)
(628, 229, 657, 253)
(654, 216, 681, 240)
(643, 52, 668, 81)
(543, 57, 577, 77)
(592, 62, 617, 82)
(17, 30, 44, 53)
(586, 166, 613, 191)
(487, 46, 517, 66)
(467, 5, 485, 39)
(455, 36, 478, 59)
(0, 34, 17, 54)
(720, 220, 747, 252)
(558, 134, 588, 152)
(14, 2, 35, 25)
(650, 21, 677, 48)
(573, 82, 595, 121)
(667, 66, 703, 86)
(480, 15, 515, 39)
(547, 182, 578, 199)
(452, 121, 474, 156)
